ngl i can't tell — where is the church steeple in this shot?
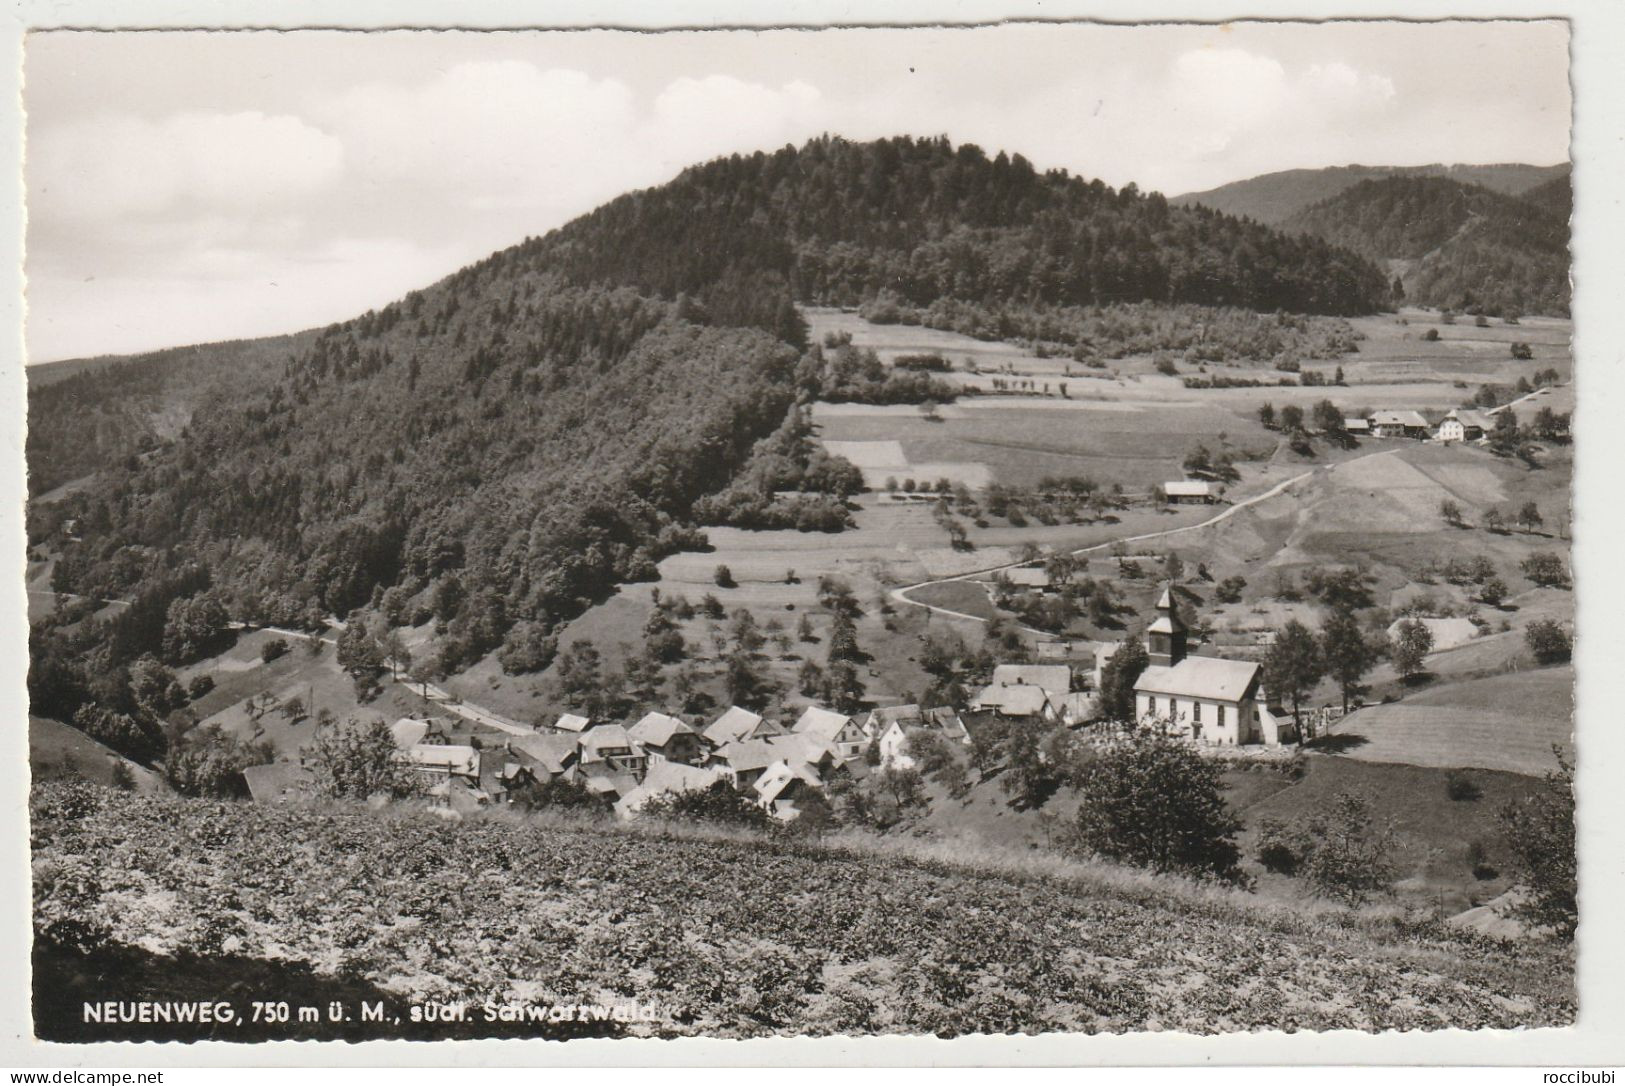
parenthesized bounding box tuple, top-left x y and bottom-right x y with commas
(1146, 585, 1187, 668)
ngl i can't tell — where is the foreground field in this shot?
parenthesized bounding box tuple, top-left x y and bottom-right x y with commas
(32, 784, 1573, 1041)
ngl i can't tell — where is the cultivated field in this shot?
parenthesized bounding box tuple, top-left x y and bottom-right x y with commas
(32, 784, 1575, 1041)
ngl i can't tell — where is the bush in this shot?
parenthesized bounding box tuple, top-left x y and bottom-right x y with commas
(1498, 753, 1576, 939)
(1266, 792, 1396, 904)
(1422, 328, 1440, 342)
(713, 564, 736, 589)
(1525, 620, 1571, 664)
(1072, 728, 1241, 880)
(509, 776, 611, 816)
(642, 779, 772, 831)
(187, 674, 216, 701)
(1446, 771, 1482, 802)
(260, 638, 290, 664)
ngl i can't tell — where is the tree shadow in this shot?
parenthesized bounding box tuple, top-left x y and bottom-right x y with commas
(1305, 733, 1369, 754)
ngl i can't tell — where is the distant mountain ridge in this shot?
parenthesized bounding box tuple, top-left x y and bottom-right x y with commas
(1173, 162, 1570, 226)
(1281, 174, 1570, 316)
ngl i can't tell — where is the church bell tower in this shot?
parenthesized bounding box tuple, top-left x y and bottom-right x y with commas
(1146, 585, 1187, 668)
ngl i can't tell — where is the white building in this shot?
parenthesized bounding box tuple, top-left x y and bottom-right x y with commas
(1130, 588, 1293, 746)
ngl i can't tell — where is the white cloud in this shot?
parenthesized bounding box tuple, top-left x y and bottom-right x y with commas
(29, 110, 343, 224)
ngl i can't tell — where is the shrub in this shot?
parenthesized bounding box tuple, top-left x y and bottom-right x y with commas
(187, 674, 216, 701)
(1072, 727, 1241, 880)
(1498, 753, 1576, 939)
(1446, 771, 1483, 802)
(642, 779, 772, 831)
(260, 638, 290, 664)
(1510, 342, 1534, 360)
(713, 564, 736, 589)
(1521, 552, 1570, 588)
(1270, 792, 1396, 904)
(1525, 620, 1571, 664)
(1214, 575, 1247, 604)
(1423, 328, 1440, 342)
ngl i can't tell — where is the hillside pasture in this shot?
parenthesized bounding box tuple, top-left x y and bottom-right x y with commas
(178, 628, 425, 758)
(1327, 667, 1572, 777)
(1237, 754, 1550, 914)
(29, 716, 163, 792)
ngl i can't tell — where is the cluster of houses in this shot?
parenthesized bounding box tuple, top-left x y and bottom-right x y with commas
(1160, 407, 1507, 504)
(244, 589, 1300, 820)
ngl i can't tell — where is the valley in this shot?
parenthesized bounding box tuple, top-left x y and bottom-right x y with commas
(23, 135, 1577, 1040)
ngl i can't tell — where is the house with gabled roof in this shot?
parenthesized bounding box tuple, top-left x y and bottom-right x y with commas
(1369, 410, 1431, 439)
(1437, 408, 1495, 444)
(709, 737, 787, 790)
(506, 732, 580, 780)
(399, 742, 482, 783)
(988, 663, 1072, 701)
(792, 705, 867, 760)
(704, 705, 782, 746)
(970, 682, 1056, 722)
(615, 759, 729, 820)
(1131, 587, 1292, 746)
(243, 761, 313, 805)
(874, 706, 971, 769)
(390, 717, 430, 750)
(628, 711, 705, 765)
(579, 723, 648, 777)
(1163, 480, 1217, 504)
(753, 760, 824, 820)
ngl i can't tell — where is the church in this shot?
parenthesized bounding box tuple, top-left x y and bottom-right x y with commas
(1131, 588, 1295, 747)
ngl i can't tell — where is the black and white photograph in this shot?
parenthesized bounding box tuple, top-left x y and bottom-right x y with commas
(6, 5, 1615, 1063)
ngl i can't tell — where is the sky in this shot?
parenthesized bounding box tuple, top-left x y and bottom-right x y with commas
(23, 21, 1571, 363)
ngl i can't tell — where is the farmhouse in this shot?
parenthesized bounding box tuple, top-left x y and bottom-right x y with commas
(579, 724, 649, 777)
(615, 759, 728, 820)
(792, 705, 867, 760)
(1130, 588, 1293, 747)
(988, 663, 1072, 701)
(753, 760, 824, 820)
(506, 733, 580, 780)
(1436, 409, 1494, 444)
(970, 682, 1056, 722)
(704, 705, 782, 746)
(629, 712, 706, 765)
(400, 743, 482, 783)
(875, 707, 971, 769)
(242, 761, 313, 805)
(1163, 480, 1217, 504)
(1369, 410, 1431, 439)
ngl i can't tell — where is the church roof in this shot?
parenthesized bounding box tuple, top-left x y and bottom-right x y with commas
(1134, 656, 1261, 703)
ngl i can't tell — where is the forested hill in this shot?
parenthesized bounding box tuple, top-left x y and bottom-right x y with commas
(1281, 175, 1571, 316)
(525, 135, 1390, 320)
(34, 136, 1390, 712)
(1173, 162, 1569, 226)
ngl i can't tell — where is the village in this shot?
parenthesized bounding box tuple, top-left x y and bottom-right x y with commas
(240, 587, 1312, 822)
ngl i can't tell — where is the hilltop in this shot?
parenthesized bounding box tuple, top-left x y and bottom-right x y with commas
(1281, 176, 1570, 316)
(31, 782, 1574, 1041)
(1173, 162, 1568, 226)
(31, 135, 1394, 728)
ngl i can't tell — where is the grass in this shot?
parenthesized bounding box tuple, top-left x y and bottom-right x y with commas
(1236, 753, 1548, 916)
(1331, 667, 1573, 777)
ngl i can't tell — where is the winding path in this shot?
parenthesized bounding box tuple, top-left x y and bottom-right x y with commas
(889, 467, 1319, 627)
